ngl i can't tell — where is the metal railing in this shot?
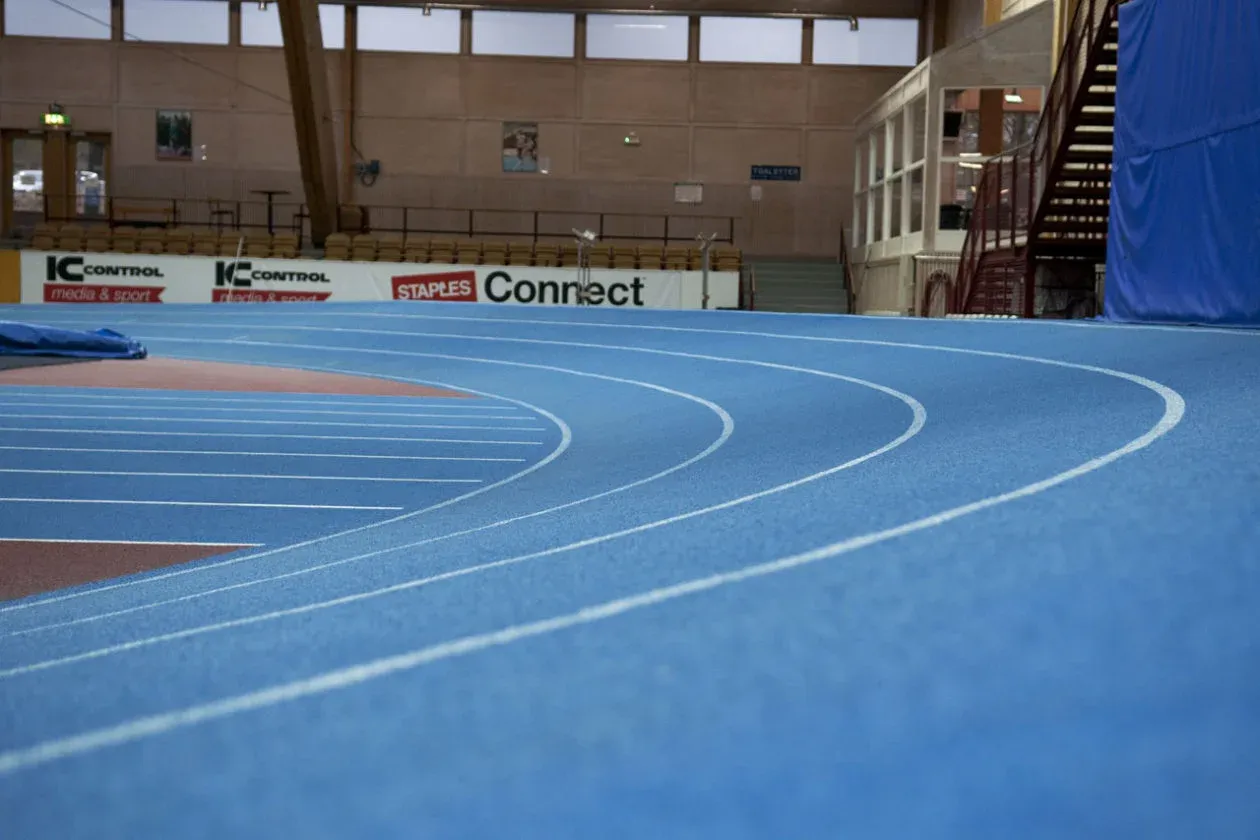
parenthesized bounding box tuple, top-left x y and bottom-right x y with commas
(954, 0, 1122, 316)
(42, 195, 737, 251)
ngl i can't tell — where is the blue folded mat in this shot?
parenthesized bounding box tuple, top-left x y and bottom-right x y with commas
(0, 321, 148, 359)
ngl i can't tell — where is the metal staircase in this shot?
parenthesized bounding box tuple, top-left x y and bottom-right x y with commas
(952, 0, 1123, 317)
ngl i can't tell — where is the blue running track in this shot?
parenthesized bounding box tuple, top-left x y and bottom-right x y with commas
(0, 302, 1258, 839)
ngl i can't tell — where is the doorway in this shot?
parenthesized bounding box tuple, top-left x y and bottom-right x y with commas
(1, 130, 111, 236)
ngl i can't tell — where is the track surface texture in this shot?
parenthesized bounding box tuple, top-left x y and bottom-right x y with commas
(1, 302, 1257, 839)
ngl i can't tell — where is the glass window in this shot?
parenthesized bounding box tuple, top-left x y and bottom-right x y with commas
(9, 137, 44, 231)
(586, 14, 688, 61)
(889, 177, 903, 239)
(358, 6, 460, 53)
(813, 18, 919, 67)
(939, 159, 984, 223)
(855, 136, 868, 190)
(6, 0, 111, 39)
(853, 194, 864, 247)
(699, 17, 802, 64)
(872, 126, 885, 183)
(942, 89, 981, 158)
(123, 0, 228, 45)
(891, 112, 904, 173)
(909, 97, 927, 162)
(872, 188, 884, 242)
(909, 168, 924, 233)
(472, 10, 575, 58)
(74, 139, 108, 220)
(241, 4, 345, 49)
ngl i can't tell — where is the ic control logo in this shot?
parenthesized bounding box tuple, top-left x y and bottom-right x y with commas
(212, 260, 334, 301)
(45, 255, 164, 282)
(214, 261, 331, 287)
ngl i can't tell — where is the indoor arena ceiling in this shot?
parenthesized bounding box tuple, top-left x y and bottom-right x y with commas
(324, 0, 925, 19)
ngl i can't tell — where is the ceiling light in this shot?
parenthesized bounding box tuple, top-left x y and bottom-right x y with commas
(1004, 90, 1023, 103)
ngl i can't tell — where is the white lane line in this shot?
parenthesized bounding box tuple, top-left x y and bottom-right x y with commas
(0, 402, 521, 420)
(0, 469, 481, 484)
(0, 379, 913, 664)
(0, 350, 723, 620)
(0, 498, 402, 511)
(0, 428, 544, 445)
(0, 392, 515, 410)
(0, 446, 526, 463)
(0, 415, 544, 431)
(0, 538, 262, 547)
(0, 376, 1182, 773)
(1, 339, 917, 644)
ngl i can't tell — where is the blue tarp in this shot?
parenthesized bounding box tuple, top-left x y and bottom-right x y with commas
(0, 322, 147, 359)
(1104, 0, 1260, 326)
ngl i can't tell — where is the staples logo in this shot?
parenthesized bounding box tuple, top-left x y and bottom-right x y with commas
(392, 270, 478, 302)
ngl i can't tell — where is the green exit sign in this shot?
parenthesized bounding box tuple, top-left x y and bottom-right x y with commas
(43, 112, 69, 128)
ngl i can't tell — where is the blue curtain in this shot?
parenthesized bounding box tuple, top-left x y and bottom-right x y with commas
(1105, 0, 1260, 326)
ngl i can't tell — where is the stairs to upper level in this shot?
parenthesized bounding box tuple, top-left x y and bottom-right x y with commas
(748, 259, 850, 314)
(953, 0, 1124, 317)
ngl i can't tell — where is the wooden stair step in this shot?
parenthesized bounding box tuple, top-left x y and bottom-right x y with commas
(1077, 109, 1116, 127)
(1065, 149, 1114, 164)
(1040, 219, 1109, 234)
(1050, 185, 1112, 200)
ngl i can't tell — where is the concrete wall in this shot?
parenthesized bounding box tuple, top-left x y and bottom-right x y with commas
(0, 36, 906, 256)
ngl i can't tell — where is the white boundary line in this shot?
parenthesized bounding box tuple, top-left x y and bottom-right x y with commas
(0, 403, 515, 420)
(0, 414, 544, 432)
(0, 498, 403, 511)
(0, 393, 516, 410)
(0, 351, 729, 617)
(0, 427, 544, 445)
(0, 363, 573, 615)
(0, 538, 262, 547)
(1, 336, 911, 637)
(0, 344, 917, 652)
(0, 469, 481, 484)
(0, 446, 527, 463)
(0, 341, 1185, 774)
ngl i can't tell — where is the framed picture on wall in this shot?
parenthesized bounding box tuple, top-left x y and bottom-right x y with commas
(155, 110, 193, 161)
(502, 122, 539, 173)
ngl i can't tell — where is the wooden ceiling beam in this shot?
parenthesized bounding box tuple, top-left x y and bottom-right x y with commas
(276, 0, 341, 246)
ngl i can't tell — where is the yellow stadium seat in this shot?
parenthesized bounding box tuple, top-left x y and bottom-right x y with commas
(375, 234, 403, 262)
(611, 245, 637, 269)
(637, 246, 664, 270)
(31, 223, 59, 251)
(110, 226, 139, 254)
(429, 238, 456, 264)
(506, 243, 533, 266)
(57, 224, 85, 252)
(190, 230, 218, 256)
(218, 231, 247, 257)
(84, 228, 110, 253)
(323, 233, 351, 261)
(481, 241, 508, 267)
(455, 240, 480, 265)
(271, 232, 299, 259)
(534, 243, 559, 267)
(351, 234, 378, 262)
(164, 228, 193, 255)
(244, 232, 272, 259)
(136, 230, 165, 254)
(403, 236, 430, 263)
(664, 245, 689, 270)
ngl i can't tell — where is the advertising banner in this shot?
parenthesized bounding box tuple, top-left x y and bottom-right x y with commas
(20, 252, 738, 310)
